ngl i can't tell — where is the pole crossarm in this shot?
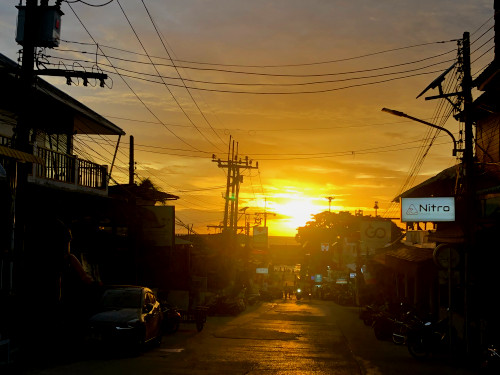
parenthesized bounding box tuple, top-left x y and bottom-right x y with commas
(34, 69, 107, 86)
(381, 108, 461, 156)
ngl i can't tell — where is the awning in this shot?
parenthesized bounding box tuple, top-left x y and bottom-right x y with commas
(0, 145, 44, 164)
(427, 222, 465, 244)
(384, 245, 434, 277)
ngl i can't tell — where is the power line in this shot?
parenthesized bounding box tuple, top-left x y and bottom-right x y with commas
(47, 65, 452, 95)
(141, 0, 226, 148)
(116, 0, 224, 152)
(48, 48, 456, 79)
(66, 2, 208, 153)
(61, 38, 457, 68)
(43, 53, 457, 88)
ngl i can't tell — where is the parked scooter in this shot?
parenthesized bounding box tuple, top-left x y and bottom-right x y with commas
(207, 294, 246, 316)
(296, 288, 303, 300)
(161, 302, 182, 334)
(480, 344, 500, 374)
(406, 316, 454, 360)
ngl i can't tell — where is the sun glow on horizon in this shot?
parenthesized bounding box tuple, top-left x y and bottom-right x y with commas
(267, 196, 336, 237)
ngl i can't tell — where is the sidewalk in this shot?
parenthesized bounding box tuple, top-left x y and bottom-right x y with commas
(328, 302, 479, 375)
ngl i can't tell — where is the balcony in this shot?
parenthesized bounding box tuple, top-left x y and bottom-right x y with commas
(1, 135, 108, 195)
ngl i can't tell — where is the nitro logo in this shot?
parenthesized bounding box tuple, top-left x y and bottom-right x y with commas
(401, 197, 455, 222)
(406, 204, 418, 215)
(419, 204, 451, 212)
(406, 203, 451, 215)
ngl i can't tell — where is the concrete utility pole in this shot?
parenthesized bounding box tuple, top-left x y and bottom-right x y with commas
(129, 135, 135, 185)
(11, 0, 38, 281)
(212, 138, 258, 235)
(11, 0, 109, 288)
(461, 31, 474, 357)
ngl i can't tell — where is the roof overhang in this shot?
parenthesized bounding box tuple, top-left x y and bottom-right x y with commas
(0, 53, 124, 136)
(0, 144, 44, 163)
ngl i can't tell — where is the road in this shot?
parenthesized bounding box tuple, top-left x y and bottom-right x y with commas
(16, 299, 477, 375)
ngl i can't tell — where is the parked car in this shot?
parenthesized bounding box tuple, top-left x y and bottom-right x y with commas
(86, 285, 163, 350)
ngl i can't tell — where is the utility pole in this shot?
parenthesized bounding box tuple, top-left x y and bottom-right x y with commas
(326, 196, 334, 212)
(212, 138, 259, 236)
(11, 0, 38, 288)
(211, 138, 258, 286)
(10, 0, 109, 289)
(129, 135, 135, 185)
(461, 31, 474, 357)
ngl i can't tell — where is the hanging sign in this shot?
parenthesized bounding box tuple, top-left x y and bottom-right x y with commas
(401, 197, 455, 222)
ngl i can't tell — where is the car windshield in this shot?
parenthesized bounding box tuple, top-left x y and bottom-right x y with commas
(100, 289, 142, 309)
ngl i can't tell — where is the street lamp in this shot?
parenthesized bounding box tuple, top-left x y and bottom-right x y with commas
(381, 108, 462, 156)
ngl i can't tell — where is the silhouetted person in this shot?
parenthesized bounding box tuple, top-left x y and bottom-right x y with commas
(24, 216, 99, 362)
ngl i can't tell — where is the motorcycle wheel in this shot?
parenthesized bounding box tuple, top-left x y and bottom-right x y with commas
(392, 324, 406, 345)
(407, 335, 429, 360)
(392, 333, 406, 345)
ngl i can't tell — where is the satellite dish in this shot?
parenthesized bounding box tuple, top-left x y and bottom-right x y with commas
(416, 63, 456, 99)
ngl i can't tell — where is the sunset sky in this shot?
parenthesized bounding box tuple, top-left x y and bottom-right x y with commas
(0, 1, 495, 237)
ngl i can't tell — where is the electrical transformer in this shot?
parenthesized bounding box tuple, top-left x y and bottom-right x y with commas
(16, 5, 63, 48)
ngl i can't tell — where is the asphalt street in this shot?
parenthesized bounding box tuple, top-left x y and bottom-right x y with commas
(12, 298, 479, 375)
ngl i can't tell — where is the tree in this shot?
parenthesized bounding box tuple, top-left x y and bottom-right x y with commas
(136, 177, 177, 205)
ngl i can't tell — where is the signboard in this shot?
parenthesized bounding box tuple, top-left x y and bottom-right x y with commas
(256, 268, 269, 274)
(360, 221, 391, 251)
(315, 274, 323, 282)
(253, 226, 269, 248)
(320, 243, 329, 252)
(401, 197, 455, 222)
(142, 206, 175, 248)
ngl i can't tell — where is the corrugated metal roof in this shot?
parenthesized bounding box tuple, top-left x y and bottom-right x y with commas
(386, 246, 433, 263)
(0, 144, 44, 164)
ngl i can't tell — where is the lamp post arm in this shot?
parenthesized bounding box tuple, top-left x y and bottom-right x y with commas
(381, 108, 458, 156)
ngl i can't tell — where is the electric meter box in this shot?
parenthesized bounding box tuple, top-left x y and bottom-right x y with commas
(16, 6, 63, 48)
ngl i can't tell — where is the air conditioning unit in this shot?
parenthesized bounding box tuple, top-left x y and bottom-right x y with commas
(405, 230, 428, 245)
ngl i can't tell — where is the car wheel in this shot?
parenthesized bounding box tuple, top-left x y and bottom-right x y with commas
(154, 332, 163, 346)
(133, 329, 146, 354)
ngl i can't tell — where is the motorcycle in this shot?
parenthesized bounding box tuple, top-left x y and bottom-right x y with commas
(480, 344, 500, 374)
(406, 316, 454, 360)
(207, 295, 246, 316)
(391, 310, 423, 345)
(359, 303, 386, 326)
(296, 288, 303, 300)
(161, 302, 182, 334)
(371, 302, 413, 342)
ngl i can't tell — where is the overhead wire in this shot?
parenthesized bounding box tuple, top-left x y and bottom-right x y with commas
(115, 0, 224, 152)
(42, 53, 457, 88)
(66, 2, 207, 153)
(140, 0, 226, 148)
(382, 15, 493, 219)
(61, 38, 457, 69)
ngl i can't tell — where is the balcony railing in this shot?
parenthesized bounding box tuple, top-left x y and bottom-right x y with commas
(34, 147, 107, 191)
(0, 135, 107, 192)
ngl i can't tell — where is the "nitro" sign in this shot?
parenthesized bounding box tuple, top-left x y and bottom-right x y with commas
(401, 197, 455, 222)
